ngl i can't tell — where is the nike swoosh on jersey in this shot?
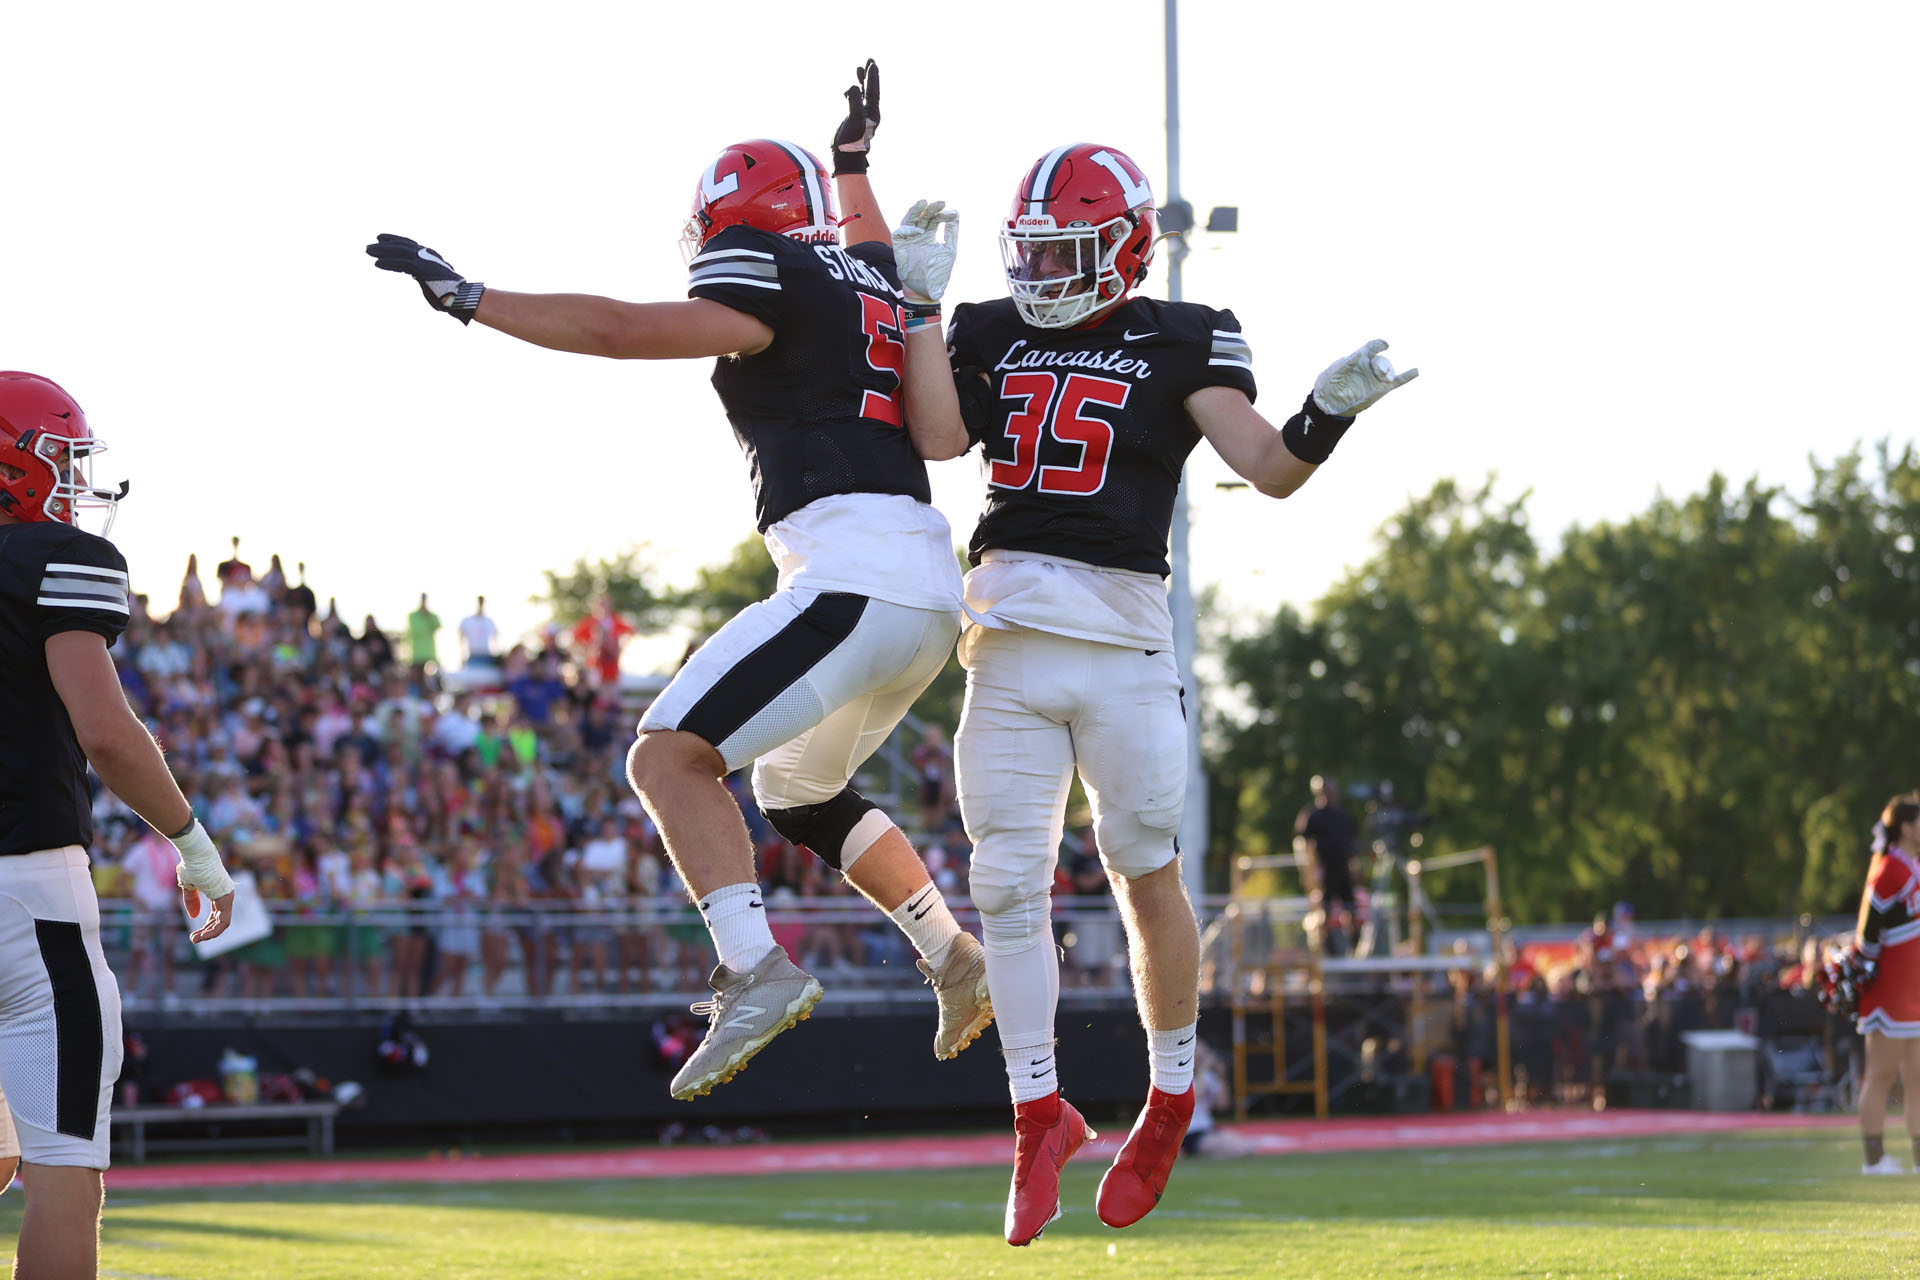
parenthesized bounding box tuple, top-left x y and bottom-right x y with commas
(1123, 329, 1158, 341)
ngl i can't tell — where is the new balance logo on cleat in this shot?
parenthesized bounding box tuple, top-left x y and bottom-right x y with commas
(723, 1004, 768, 1030)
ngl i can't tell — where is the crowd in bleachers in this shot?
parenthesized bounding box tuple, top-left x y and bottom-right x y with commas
(87, 542, 997, 1004)
(1436, 906, 1845, 1109)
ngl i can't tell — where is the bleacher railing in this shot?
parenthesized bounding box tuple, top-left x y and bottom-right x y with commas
(101, 896, 1216, 1017)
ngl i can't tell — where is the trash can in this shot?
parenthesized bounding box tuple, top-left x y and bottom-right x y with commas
(1681, 1029, 1758, 1111)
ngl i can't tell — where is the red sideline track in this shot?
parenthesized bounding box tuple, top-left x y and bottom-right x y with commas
(106, 1109, 1853, 1192)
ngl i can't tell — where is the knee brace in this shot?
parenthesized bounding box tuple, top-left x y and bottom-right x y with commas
(764, 787, 894, 872)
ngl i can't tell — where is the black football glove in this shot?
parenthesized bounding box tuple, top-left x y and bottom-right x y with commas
(831, 59, 880, 176)
(366, 234, 485, 325)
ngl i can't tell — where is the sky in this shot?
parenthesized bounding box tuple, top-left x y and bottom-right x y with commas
(7, 2, 1916, 671)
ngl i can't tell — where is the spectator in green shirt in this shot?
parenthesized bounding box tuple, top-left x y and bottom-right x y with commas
(406, 593, 441, 672)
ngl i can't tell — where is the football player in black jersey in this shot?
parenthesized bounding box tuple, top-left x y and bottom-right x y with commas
(0, 371, 235, 1276)
(921, 144, 1419, 1244)
(368, 62, 991, 1102)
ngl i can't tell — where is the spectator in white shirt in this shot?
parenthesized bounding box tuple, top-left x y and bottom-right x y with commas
(459, 595, 500, 667)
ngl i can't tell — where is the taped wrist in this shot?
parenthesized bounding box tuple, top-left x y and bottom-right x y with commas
(1280, 392, 1356, 465)
(443, 281, 486, 325)
(901, 300, 942, 333)
(171, 819, 235, 900)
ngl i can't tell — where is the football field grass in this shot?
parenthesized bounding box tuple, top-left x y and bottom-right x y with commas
(5, 1127, 1915, 1279)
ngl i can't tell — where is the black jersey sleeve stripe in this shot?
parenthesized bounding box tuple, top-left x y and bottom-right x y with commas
(34, 919, 108, 1140)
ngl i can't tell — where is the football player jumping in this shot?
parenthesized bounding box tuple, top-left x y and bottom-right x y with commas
(925, 144, 1419, 1244)
(368, 61, 991, 1102)
(0, 372, 236, 1275)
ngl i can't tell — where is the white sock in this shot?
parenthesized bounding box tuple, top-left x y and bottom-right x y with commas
(1003, 1036, 1059, 1106)
(1147, 1023, 1198, 1095)
(698, 882, 775, 973)
(889, 882, 963, 970)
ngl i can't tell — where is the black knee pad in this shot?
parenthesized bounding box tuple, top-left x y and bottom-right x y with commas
(765, 788, 881, 871)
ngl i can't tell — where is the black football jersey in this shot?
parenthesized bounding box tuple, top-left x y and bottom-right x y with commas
(946, 297, 1258, 576)
(688, 226, 934, 532)
(0, 521, 131, 856)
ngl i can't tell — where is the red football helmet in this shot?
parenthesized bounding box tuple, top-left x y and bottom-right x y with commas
(1000, 143, 1160, 328)
(682, 139, 840, 260)
(0, 371, 123, 531)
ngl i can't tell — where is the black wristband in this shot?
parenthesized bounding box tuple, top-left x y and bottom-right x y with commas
(167, 817, 197, 841)
(444, 281, 486, 325)
(1279, 392, 1355, 465)
(832, 151, 870, 176)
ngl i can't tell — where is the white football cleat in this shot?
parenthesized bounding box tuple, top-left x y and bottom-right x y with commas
(1861, 1155, 1906, 1175)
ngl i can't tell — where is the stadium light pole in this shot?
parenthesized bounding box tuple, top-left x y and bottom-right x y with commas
(1162, 0, 1209, 904)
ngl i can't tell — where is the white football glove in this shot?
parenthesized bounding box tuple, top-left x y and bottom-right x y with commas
(1312, 340, 1419, 416)
(892, 199, 958, 306)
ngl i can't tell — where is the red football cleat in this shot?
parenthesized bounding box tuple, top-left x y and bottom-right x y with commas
(1096, 1084, 1196, 1228)
(1004, 1093, 1095, 1246)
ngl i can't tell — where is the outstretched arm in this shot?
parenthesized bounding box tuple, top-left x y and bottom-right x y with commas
(1187, 387, 1319, 498)
(1192, 340, 1420, 498)
(366, 235, 773, 359)
(472, 293, 773, 360)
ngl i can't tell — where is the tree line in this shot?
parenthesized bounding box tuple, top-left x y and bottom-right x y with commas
(1212, 443, 1920, 921)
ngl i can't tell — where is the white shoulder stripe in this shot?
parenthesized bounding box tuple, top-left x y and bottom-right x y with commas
(44, 562, 128, 581)
(38, 595, 131, 615)
(1211, 330, 1245, 339)
(692, 276, 782, 290)
(689, 247, 776, 266)
(1208, 357, 1253, 370)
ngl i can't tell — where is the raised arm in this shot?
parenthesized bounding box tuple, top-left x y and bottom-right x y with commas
(830, 59, 889, 248)
(893, 201, 970, 461)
